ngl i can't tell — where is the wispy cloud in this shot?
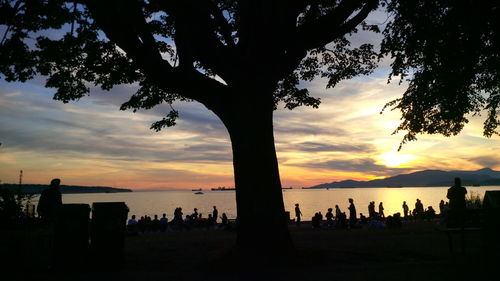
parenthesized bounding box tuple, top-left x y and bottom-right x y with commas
(1, 58, 499, 189)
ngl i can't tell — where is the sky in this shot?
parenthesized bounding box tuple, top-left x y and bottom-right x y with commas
(1, 11, 499, 190)
(1, 69, 499, 190)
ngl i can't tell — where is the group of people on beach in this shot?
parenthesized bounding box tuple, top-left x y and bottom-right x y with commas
(294, 177, 469, 229)
(124, 177, 469, 233)
(36, 176, 469, 234)
(299, 198, 435, 229)
(126, 206, 232, 233)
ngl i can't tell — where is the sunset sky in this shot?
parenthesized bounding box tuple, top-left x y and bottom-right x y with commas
(1, 11, 499, 190)
(2, 66, 499, 190)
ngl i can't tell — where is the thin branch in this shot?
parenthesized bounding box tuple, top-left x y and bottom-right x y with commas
(70, 2, 77, 35)
(297, 0, 378, 50)
(0, 25, 11, 46)
(206, 0, 235, 47)
(152, 0, 237, 84)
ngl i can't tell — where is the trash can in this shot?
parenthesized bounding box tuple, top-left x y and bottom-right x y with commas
(54, 204, 90, 268)
(90, 202, 129, 265)
(482, 191, 500, 260)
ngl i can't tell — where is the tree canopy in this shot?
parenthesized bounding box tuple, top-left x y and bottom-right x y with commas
(0, 0, 379, 128)
(1, 1, 499, 144)
(381, 0, 500, 148)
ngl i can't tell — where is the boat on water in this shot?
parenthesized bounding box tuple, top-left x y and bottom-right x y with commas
(194, 191, 204, 195)
(191, 188, 202, 191)
(211, 187, 235, 191)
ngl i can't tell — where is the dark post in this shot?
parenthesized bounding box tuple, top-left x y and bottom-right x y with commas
(482, 191, 500, 265)
(54, 204, 91, 269)
(90, 202, 129, 266)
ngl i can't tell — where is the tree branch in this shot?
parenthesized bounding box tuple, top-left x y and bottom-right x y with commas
(151, 0, 237, 84)
(206, 0, 235, 47)
(297, 0, 378, 50)
(273, 0, 378, 80)
(84, 0, 230, 108)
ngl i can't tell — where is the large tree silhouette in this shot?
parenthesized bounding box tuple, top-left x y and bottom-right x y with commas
(3, 0, 499, 254)
(0, 0, 380, 253)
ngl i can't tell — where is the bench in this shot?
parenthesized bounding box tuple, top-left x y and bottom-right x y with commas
(436, 225, 482, 253)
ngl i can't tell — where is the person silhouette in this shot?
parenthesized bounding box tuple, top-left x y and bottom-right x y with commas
(447, 177, 467, 210)
(212, 206, 218, 223)
(368, 201, 376, 219)
(402, 201, 409, 218)
(335, 205, 342, 221)
(439, 200, 446, 215)
(348, 198, 357, 227)
(326, 208, 334, 227)
(295, 203, 302, 227)
(37, 178, 62, 221)
(378, 202, 385, 218)
(415, 199, 424, 217)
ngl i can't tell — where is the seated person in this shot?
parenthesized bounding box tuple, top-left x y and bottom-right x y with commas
(127, 215, 138, 233)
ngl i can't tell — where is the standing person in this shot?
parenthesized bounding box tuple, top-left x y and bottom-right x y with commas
(159, 213, 168, 232)
(368, 201, 376, 219)
(37, 178, 63, 221)
(415, 199, 424, 217)
(447, 177, 467, 210)
(402, 201, 409, 218)
(378, 202, 385, 218)
(294, 203, 302, 227)
(348, 198, 357, 228)
(212, 206, 219, 223)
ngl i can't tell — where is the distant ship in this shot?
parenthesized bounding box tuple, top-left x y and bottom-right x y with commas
(191, 188, 202, 191)
(282, 187, 293, 190)
(211, 187, 235, 191)
(194, 191, 204, 195)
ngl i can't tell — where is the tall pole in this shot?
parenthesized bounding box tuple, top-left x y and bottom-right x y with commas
(19, 170, 23, 187)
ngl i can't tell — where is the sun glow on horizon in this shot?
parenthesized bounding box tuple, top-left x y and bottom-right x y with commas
(376, 151, 418, 168)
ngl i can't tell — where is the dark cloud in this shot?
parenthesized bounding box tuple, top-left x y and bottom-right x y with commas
(0, 125, 232, 164)
(281, 141, 374, 153)
(39, 117, 116, 136)
(274, 122, 347, 137)
(468, 156, 500, 169)
(87, 84, 139, 108)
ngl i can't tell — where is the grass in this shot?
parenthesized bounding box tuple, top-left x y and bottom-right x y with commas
(465, 191, 483, 209)
(2, 220, 499, 281)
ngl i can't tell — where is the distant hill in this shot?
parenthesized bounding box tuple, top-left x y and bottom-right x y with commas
(308, 168, 500, 189)
(0, 183, 133, 194)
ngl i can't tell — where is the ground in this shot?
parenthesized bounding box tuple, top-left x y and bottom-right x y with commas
(2, 220, 497, 281)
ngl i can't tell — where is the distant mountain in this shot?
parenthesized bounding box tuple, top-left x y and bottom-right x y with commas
(0, 183, 133, 194)
(308, 168, 500, 189)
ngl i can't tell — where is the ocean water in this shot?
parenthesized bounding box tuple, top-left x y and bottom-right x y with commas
(56, 186, 500, 220)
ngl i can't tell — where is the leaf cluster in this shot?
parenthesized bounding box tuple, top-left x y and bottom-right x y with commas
(0, 186, 34, 223)
(381, 0, 500, 148)
(1, 0, 381, 131)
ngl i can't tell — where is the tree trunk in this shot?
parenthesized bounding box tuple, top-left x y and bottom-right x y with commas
(215, 92, 293, 256)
